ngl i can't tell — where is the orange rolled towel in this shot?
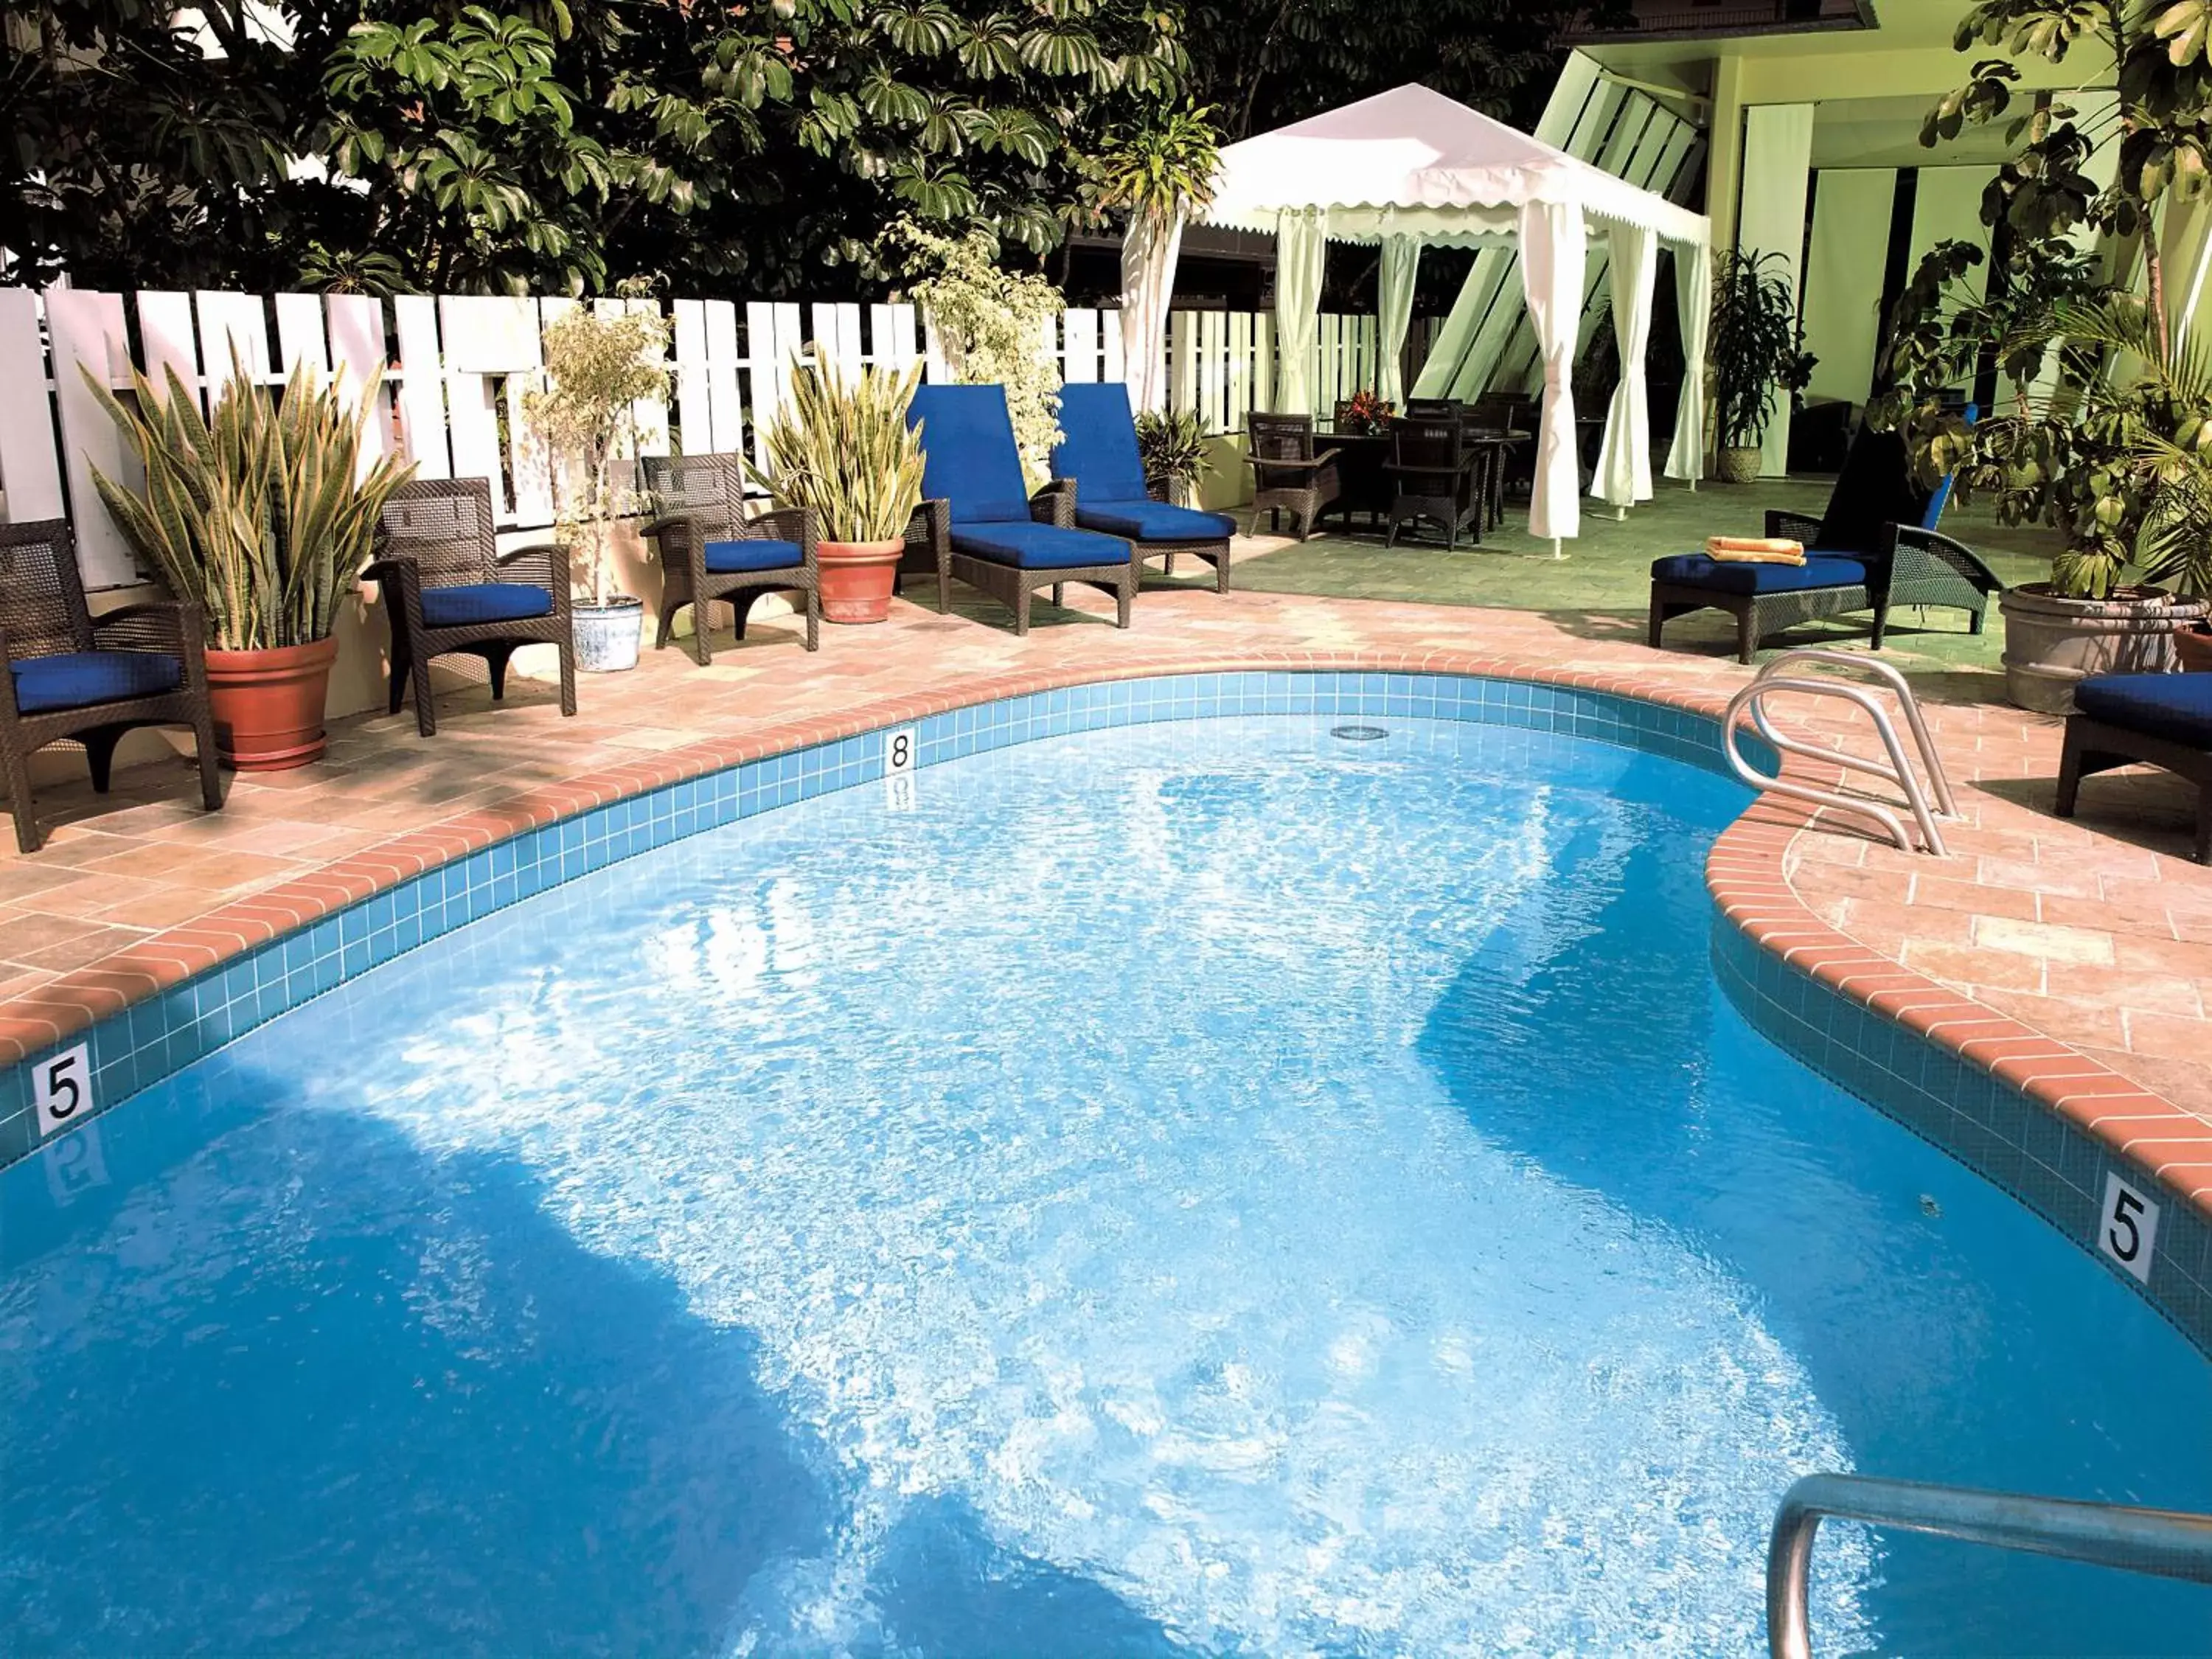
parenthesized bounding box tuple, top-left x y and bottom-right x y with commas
(1704, 535, 1805, 566)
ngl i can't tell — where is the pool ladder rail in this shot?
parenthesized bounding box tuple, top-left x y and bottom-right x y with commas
(1767, 1472, 2212, 1658)
(1723, 649, 1958, 857)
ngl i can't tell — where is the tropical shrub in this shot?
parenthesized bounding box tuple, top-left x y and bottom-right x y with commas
(1709, 250, 1815, 452)
(747, 361, 928, 544)
(86, 350, 414, 651)
(524, 294, 672, 607)
(1091, 102, 1221, 232)
(895, 220, 1065, 476)
(1874, 0, 2212, 598)
(1135, 408, 1211, 501)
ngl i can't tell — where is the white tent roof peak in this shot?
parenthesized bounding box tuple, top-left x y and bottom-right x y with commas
(1204, 83, 1710, 251)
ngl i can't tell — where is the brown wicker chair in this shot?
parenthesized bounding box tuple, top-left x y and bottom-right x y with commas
(1382, 412, 1484, 549)
(1246, 414, 1341, 541)
(366, 479, 576, 738)
(639, 453, 819, 665)
(0, 519, 220, 853)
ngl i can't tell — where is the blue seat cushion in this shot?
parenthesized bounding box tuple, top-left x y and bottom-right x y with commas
(1051, 383, 1154, 504)
(419, 582, 554, 629)
(1074, 499, 1237, 543)
(908, 385, 1035, 524)
(703, 538, 804, 574)
(12, 650, 184, 714)
(1649, 552, 1871, 596)
(2075, 672, 2212, 748)
(950, 521, 1133, 571)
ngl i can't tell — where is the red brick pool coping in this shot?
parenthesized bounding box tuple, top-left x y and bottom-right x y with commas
(4, 646, 2208, 1222)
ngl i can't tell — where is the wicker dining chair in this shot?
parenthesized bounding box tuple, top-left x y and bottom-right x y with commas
(0, 519, 221, 853)
(640, 453, 819, 665)
(1383, 414, 1485, 549)
(1246, 413, 1342, 542)
(366, 479, 576, 738)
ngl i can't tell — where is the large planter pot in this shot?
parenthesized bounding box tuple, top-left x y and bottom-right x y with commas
(2178, 627, 2212, 675)
(574, 597, 644, 673)
(818, 538, 905, 625)
(1716, 445, 1764, 485)
(1998, 584, 2211, 713)
(204, 637, 340, 772)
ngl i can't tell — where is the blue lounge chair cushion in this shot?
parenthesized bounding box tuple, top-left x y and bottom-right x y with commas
(908, 385, 1034, 524)
(1051, 383, 1154, 504)
(950, 521, 1133, 570)
(12, 650, 184, 714)
(2074, 672, 2212, 748)
(1649, 552, 1871, 596)
(1074, 499, 1237, 543)
(419, 582, 554, 629)
(703, 538, 804, 574)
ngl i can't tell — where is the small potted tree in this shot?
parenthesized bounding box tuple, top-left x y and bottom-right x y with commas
(747, 359, 927, 625)
(89, 349, 414, 769)
(525, 296, 672, 672)
(1708, 250, 1812, 484)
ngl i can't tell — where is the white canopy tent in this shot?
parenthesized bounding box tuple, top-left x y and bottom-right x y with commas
(1121, 84, 1712, 544)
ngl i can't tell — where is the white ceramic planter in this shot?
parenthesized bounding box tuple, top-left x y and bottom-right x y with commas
(573, 598, 644, 674)
(1998, 585, 2209, 713)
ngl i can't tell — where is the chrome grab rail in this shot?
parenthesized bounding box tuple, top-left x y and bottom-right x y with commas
(1768, 1472, 2212, 1659)
(1723, 650, 1955, 856)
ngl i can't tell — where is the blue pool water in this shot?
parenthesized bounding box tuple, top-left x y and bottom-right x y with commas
(4, 714, 2211, 1656)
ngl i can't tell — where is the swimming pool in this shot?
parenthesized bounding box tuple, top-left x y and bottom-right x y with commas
(4, 709, 2209, 1655)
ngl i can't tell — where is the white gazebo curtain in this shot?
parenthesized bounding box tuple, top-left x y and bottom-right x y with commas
(1592, 223, 1658, 510)
(1120, 209, 1183, 414)
(1518, 200, 1586, 543)
(1377, 235, 1419, 406)
(1663, 244, 1712, 487)
(1272, 209, 1329, 415)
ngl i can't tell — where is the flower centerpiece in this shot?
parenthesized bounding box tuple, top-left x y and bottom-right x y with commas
(1340, 390, 1394, 436)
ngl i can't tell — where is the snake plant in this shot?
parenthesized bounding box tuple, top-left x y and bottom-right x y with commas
(747, 358, 928, 543)
(87, 347, 414, 651)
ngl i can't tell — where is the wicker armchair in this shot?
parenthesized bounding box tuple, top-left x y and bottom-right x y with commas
(1382, 413, 1484, 549)
(366, 479, 576, 738)
(1246, 414, 1341, 541)
(0, 519, 220, 853)
(639, 453, 818, 665)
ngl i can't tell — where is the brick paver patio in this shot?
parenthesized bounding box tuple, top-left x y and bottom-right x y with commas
(4, 535, 2208, 1140)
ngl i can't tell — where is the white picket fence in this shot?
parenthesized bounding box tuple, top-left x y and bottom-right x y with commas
(0, 286, 1439, 591)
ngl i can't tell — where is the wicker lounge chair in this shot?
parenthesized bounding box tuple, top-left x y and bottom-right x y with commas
(367, 478, 577, 737)
(904, 384, 1138, 635)
(1047, 383, 1236, 593)
(1647, 420, 2003, 664)
(0, 518, 221, 853)
(2057, 672, 2212, 862)
(1246, 413, 1341, 541)
(640, 453, 819, 665)
(1383, 411, 1484, 549)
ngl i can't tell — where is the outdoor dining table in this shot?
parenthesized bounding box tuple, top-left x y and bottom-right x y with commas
(1238, 422, 1533, 539)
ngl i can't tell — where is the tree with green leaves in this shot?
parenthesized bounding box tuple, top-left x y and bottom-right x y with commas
(1876, 0, 2212, 597)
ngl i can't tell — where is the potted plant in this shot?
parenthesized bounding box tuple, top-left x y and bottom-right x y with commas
(894, 221, 1066, 475)
(1708, 249, 1812, 484)
(1874, 0, 2212, 710)
(1135, 408, 1210, 505)
(88, 350, 414, 770)
(747, 359, 926, 625)
(525, 294, 671, 672)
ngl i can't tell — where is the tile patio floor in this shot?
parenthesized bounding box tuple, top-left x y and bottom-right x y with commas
(9, 490, 2211, 1129)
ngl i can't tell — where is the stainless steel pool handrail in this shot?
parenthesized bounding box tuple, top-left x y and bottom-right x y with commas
(1767, 1472, 2212, 1659)
(1753, 650, 1958, 818)
(1723, 652, 1955, 856)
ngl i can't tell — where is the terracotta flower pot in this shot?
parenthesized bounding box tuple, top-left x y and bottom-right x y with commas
(817, 538, 905, 625)
(204, 637, 340, 771)
(2178, 627, 2212, 675)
